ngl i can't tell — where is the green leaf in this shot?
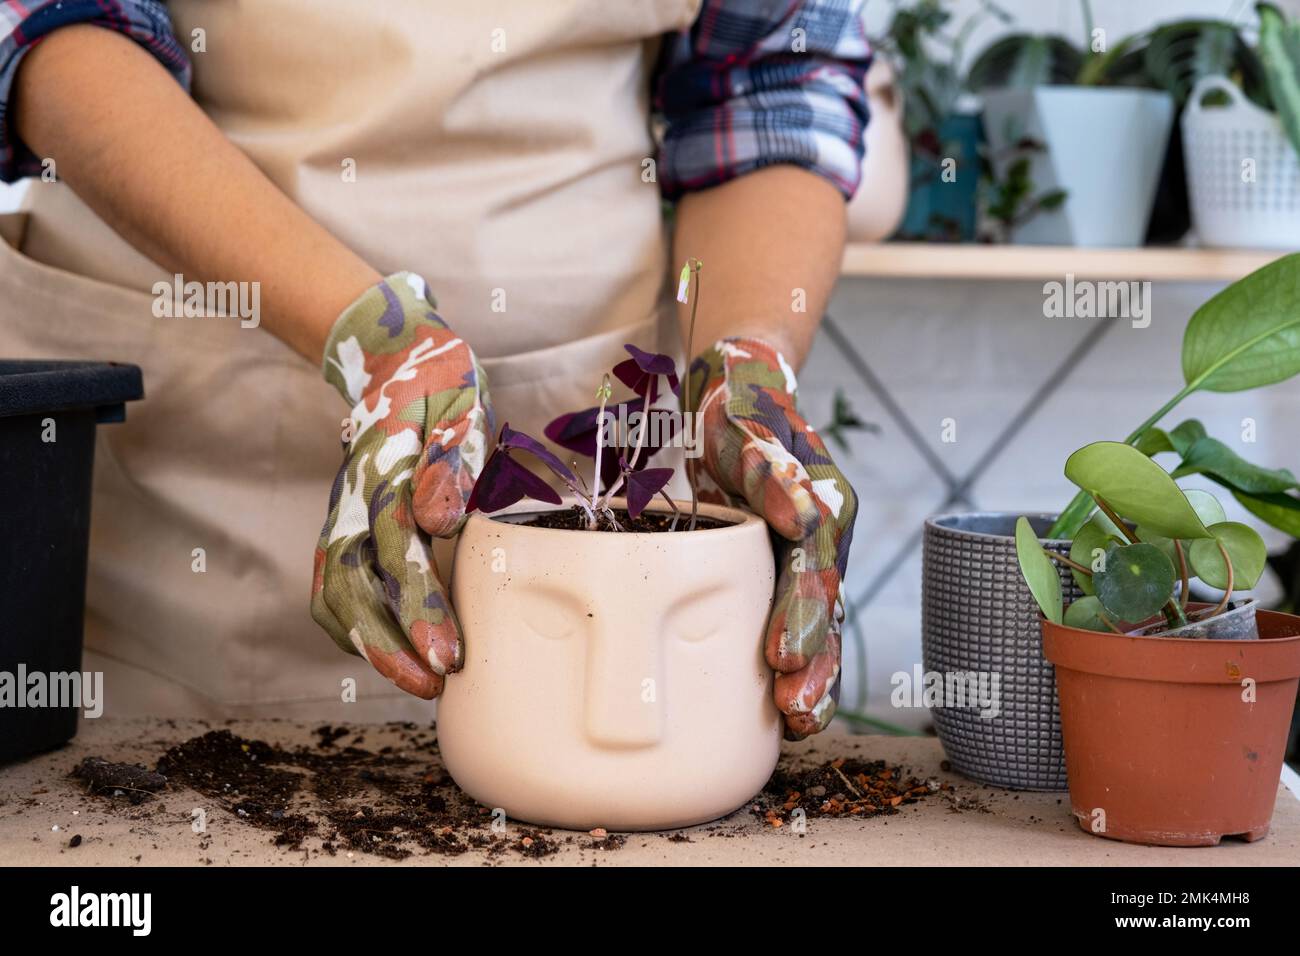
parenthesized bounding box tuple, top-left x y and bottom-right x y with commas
(1184, 488, 1229, 526)
(1063, 596, 1114, 632)
(1139, 488, 1228, 567)
(1135, 428, 1175, 456)
(966, 34, 1083, 90)
(1188, 521, 1269, 590)
(1014, 516, 1063, 624)
(1094, 542, 1178, 622)
(1233, 488, 1300, 537)
(1064, 442, 1212, 540)
(1258, 2, 1300, 160)
(1170, 436, 1300, 493)
(1168, 419, 1208, 456)
(1068, 516, 1116, 595)
(1181, 252, 1300, 393)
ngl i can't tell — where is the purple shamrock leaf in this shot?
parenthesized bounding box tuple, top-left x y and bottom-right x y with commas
(544, 406, 605, 458)
(623, 467, 674, 519)
(613, 344, 680, 399)
(466, 447, 562, 513)
(499, 423, 577, 486)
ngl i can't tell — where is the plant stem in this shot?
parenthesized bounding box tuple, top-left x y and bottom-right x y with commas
(833, 710, 919, 736)
(1092, 495, 1139, 544)
(1047, 381, 1199, 539)
(1098, 612, 1125, 635)
(1162, 597, 1188, 629)
(599, 386, 653, 509)
(1043, 550, 1092, 576)
(589, 374, 611, 530)
(682, 259, 703, 532)
(1210, 539, 1235, 617)
(1174, 539, 1189, 609)
(660, 489, 681, 532)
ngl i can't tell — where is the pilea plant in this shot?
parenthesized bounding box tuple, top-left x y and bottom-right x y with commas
(1017, 441, 1267, 635)
(465, 261, 703, 531)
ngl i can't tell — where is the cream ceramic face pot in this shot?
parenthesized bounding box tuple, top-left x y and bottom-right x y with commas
(438, 498, 780, 831)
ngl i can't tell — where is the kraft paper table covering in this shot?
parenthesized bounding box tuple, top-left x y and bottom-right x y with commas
(1, 720, 1297, 867)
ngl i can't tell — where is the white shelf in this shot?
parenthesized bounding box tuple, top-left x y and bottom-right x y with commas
(841, 242, 1286, 282)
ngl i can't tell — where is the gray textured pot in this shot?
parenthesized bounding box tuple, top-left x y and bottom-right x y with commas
(921, 513, 1083, 791)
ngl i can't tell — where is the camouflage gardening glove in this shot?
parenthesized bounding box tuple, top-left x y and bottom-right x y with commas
(691, 338, 857, 740)
(312, 273, 493, 698)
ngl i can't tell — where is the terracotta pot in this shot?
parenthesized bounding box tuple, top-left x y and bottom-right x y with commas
(1043, 605, 1300, 847)
(439, 498, 780, 831)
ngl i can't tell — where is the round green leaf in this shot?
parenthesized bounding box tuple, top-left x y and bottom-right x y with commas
(1183, 488, 1228, 526)
(1187, 521, 1268, 590)
(1064, 442, 1212, 540)
(1063, 596, 1114, 633)
(1135, 527, 1178, 567)
(1068, 516, 1115, 596)
(1094, 542, 1177, 623)
(1015, 516, 1063, 624)
(1137, 490, 1227, 564)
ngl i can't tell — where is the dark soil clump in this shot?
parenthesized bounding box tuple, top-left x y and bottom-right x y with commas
(506, 505, 729, 533)
(71, 757, 167, 803)
(75, 726, 597, 862)
(752, 756, 945, 826)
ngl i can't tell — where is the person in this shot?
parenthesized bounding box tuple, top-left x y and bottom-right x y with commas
(0, 0, 866, 738)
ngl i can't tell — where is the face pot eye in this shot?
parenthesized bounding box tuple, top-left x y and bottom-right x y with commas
(661, 586, 731, 643)
(517, 585, 588, 641)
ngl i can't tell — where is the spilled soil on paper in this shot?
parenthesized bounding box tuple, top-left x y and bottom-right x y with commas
(65, 724, 956, 861)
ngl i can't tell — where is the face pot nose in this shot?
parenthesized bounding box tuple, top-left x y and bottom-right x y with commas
(582, 617, 664, 749)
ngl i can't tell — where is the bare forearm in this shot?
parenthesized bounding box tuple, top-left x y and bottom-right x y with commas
(14, 25, 380, 362)
(671, 166, 846, 368)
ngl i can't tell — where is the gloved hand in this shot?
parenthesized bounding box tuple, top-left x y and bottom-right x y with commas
(312, 272, 493, 698)
(691, 337, 857, 740)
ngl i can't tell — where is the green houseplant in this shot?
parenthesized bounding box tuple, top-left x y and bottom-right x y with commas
(1049, 252, 1300, 541)
(968, 0, 1174, 246)
(1015, 445, 1300, 847)
(871, 0, 1006, 241)
(920, 252, 1300, 793)
(1180, 3, 1300, 248)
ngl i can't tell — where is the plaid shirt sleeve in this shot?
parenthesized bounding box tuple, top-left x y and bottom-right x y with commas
(0, 0, 190, 182)
(655, 0, 872, 200)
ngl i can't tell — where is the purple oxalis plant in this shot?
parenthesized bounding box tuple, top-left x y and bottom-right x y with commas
(467, 344, 683, 530)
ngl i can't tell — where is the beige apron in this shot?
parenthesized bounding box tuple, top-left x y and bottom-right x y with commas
(0, 0, 700, 720)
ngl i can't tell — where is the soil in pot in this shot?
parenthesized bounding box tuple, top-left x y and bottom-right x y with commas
(1128, 600, 1258, 640)
(501, 505, 729, 533)
(1043, 605, 1300, 847)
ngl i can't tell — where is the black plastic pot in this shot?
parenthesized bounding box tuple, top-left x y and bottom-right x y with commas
(0, 360, 142, 763)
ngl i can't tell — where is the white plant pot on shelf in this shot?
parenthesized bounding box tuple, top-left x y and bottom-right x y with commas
(1182, 75, 1300, 250)
(982, 87, 1174, 247)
